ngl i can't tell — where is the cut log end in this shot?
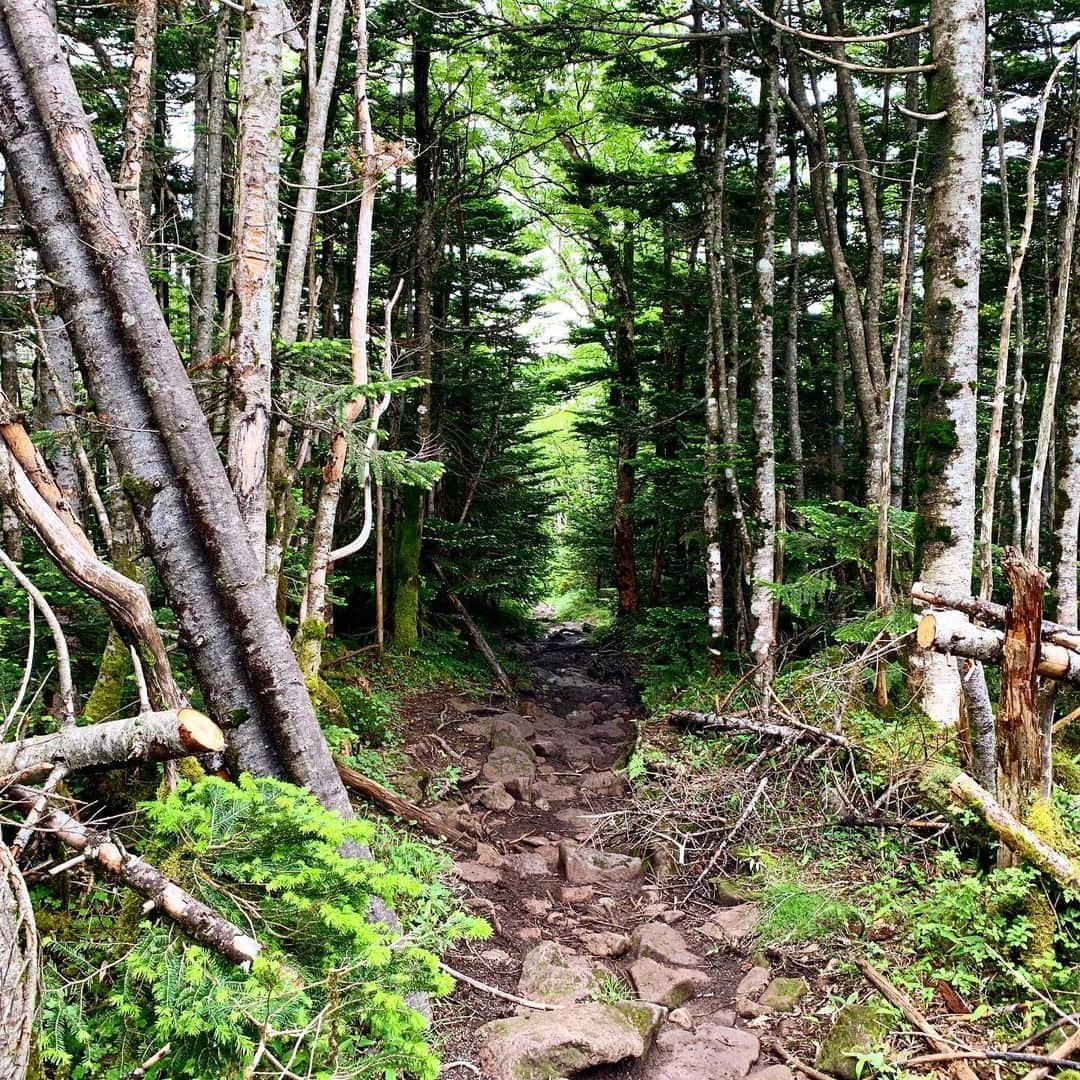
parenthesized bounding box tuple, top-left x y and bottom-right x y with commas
(176, 708, 225, 753)
(917, 612, 938, 649)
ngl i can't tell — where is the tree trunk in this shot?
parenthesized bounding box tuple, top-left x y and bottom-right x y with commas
(0, 6, 353, 814)
(1025, 102, 1080, 564)
(277, 0, 349, 343)
(33, 312, 80, 522)
(912, 0, 984, 725)
(783, 136, 805, 503)
(748, 18, 778, 687)
(192, 5, 230, 370)
(115, 0, 156, 248)
(227, 0, 282, 564)
(959, 659, 996, 793)
(0, 840, 34, 1080)
(1055, 239, 1080, 626)
(997, 548, 1046, 861)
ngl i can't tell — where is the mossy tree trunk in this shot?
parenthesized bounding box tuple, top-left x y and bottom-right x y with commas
(912, 0, 984, 725)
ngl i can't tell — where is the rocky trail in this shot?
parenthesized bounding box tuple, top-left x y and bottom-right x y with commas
(411, 624, 806, 1080)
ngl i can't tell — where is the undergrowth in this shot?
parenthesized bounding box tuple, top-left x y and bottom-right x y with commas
(36, 775, 488, 1079)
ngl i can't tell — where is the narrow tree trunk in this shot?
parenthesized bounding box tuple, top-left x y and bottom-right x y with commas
(192, 5, 229, 369)
(913, 0, 984, 725)
(277, 0, 349, 343)
(115, 0, 156, 247)
(748, 19, 778, 686)
(0, 840, 34, 1080)
(1055, 243, 1080, 627)
(1025, 103, 1080, 564)
(783, 136, 804, 503)
(227, 0, 282, 564)
(34, 312, 80, 521)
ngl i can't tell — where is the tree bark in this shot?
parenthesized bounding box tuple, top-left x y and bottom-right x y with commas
(783, 135, 805, 503)
(958, 659, 996, 793)
(115, 0, 156, 247)
(0, 4, 353, 814)
(997, 548, 1046, 857)
(748, 15, 778, 687)
(4, 784, 261, 966)
(0, 840, 34, 1080)
(912, 0, 984, 724)
(0, 707, 222, 774)
(227, 0, 282, 564)
(1055, 238, 1080, 627)
(277, 0, 349, 343)
(192, 4, 230, 369)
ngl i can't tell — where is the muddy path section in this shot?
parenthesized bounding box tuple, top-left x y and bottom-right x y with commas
(403, 624, 792, 1080)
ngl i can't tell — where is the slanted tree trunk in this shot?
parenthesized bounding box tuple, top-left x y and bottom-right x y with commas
(227, 0, 282, 564)
(115, 0, 156, 248)
(34, 312, 80, 522)
(748, 17, 778, 687)
(913, 0, 984, 725)
(997, 548, 1046, 863)
(0, 5, 353, 814)
(277, 0, 349, 343)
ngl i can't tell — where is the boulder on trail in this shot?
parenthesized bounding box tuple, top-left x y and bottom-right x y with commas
(478, 1000, 665, 1080)
(648, 1018, 761, 1079)
(631, 922, 701, 967)
(559, 841, 642, 886)
(490, 715, 536, 756)
(759, 976, 808, 1013)
(734, 966, 772, 1019)
(455, 860, 501, 885)
(579, 930, 630, 958)
(475, 783, 516, 811)
(814, 1004, 887, 1080)
(517, 940, 602, 1005)
(630, 957, 710, 1008)
(700, 902, 761, 948)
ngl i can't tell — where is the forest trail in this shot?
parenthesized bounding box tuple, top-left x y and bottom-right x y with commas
(422, 624, 794, 1079)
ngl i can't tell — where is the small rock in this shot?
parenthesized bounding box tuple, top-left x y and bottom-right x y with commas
(534, 779, 577, 803)
(476, 784, 516, 811)
(735, 966, 773, 1019)
(476, 843, 506, 868)
(581, 770, 629, 796)
(567, 708, 594, 724)
(518, 927, 542, 941)
(660, 910, 686, 925)
(483, 745, 537, 786)
(631, 922, 701, 967)
(531, 737, 561, 757)
(700, 902, 760, 948)
(459, 719, 492, 738)
(709, 876, 756, 905)
(477, 1000, 664, 1080)
(667, 1007, 694, 1030)
(515, 851, 550, 877)
(814, 1004, 887, 1080)
(558, 885, 595, 904)
(629, 958, 710, 1008)
(523, 897, 552, 916)
(480, 948, 514, 965)
(580, 931, 630, 958)
(560, 842, 642, 886)
(641, 901, 668, 918)
(537, 845, 561, 870)
(749, 1068, 795, 1080)
(517, 940, 601, 1006)
(759, 977, 808, 1013)
(455, 861, 500, 885)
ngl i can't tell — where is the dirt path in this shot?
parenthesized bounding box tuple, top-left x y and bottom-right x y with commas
(403, 623, 798, 1079)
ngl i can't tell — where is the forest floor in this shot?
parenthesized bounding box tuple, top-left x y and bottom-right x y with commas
(391, 622, 813, 1080)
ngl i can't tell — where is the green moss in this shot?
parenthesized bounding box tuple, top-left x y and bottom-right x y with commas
(1054, 749, 1080, 794)
(1022, 890, 1057, 971)
(1025, 799, 1076, 856)
(119, 472, 162, 509)
(393, 487, 423, 653)
(83, 631, 133, 723)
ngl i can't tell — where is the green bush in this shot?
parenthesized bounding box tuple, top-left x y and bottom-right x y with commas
(38, 775, 487, 1078)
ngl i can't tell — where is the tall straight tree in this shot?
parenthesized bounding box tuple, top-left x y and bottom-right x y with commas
(748, 12, 779, 686)
(914, 0, 984, 724)
(227, 0, 283, 564)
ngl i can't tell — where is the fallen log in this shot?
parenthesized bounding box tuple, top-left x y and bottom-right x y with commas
(912, 581, 1080, 652)
(668, 709, 850, 747)
(916, 611, 1080, 686)
(947, 771, 1080, 891)
(334, 760, 465, 845)
(3, 784, 260, 967)
(0, 709, 223, 775)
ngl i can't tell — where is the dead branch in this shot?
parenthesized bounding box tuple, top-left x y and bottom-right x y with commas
(1022, 1027, 1080, 1079)
(3, 784, 261, 967)
(0, 708, 223, 775)
(668, 709, 850, 746)
(855, 957, 980, 1080)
